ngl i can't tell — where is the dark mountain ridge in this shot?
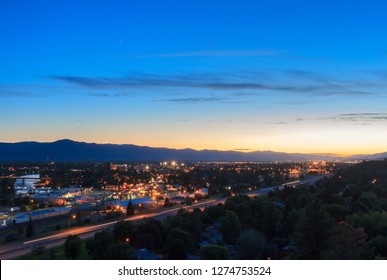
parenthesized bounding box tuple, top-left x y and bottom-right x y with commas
(0, 139, 383, 162)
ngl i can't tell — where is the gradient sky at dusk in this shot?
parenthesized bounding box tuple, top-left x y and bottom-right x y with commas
(1, 0, 387, 154)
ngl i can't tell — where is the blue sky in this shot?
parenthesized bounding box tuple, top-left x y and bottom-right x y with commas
(1, 0, 387, 154)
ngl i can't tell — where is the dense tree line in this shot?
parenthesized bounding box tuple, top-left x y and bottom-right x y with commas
(0, 178, 15, 205)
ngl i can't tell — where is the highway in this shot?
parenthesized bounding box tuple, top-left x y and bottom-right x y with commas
(0, 175, 325, 259)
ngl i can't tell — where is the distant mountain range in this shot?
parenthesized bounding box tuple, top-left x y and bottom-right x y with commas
(349, 152, 387, 161)
(0, 139, 386, 162)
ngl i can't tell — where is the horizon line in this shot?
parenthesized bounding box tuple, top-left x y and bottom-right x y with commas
(1, 138, 384, 157)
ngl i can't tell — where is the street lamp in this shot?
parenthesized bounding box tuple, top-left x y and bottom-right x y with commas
(68, 214, 76, 229)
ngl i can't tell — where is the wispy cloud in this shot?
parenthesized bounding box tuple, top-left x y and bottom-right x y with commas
(339, 113, 387, 121)
(0, 84, 73, 98)
(232, 92, 266, 97)
(282, 70, 380, 95)
(5, 69, 385, 101)
(355, 123, 372, 126)
(274, 113, 387, 126)
(51, 71, 384, 99)
(89, 92, 137, 98)
(117, 49, 284, 58)
(319, 113, 387, 123)
(0, 90, 31, 97)
(51, 74, 295, 91)
(234, 148, 254, 151)
(0, 89, 43, 98)
(160, 96, 225, 103)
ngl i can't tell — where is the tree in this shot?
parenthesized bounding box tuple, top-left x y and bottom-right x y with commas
(206, 205, 225, 222)
(164, 197, 172, 207)
(220, 211, 241, 244)
(25, 216, 35, 238)
(110, 243, 135, 260)
(126, 200, 134, 216)
(293, 200, 332, 259)
(135, 219, 164, 250)
(113, 220, 134, 243)
(282, 209, 304, 237)
(166, 239, 187, 260)
(48, 249, 56, 260)
(234, 203, 251, 225)
(261, 203, 281, 240)
(323, 204, 350, 222)
(30, 246, 48, 259)
(199, 245, 228, 260)
(0, 178, 15, 206)
(134, 233, 154, 250)
(367, 235, 387, 258)
(165, 227, 193, 253)
(236, 229, 266, 259)
(347, 211, 387, 239)
(182, 211, 203, 244)
(317, 176, 345, 204)
(76, 210, 82, 226)
(353, 192, 380, 212)
(86, 230, 114, 259)
(249, 198, 281, 240)
(322, 223, 369, 259)
(64, 235, 83, 259)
